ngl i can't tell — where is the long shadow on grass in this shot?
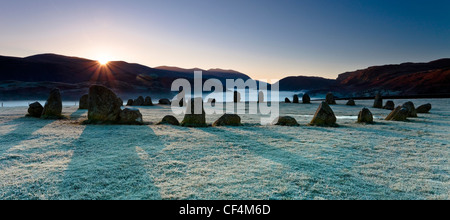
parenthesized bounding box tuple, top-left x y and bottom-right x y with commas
(57, 124, 163, 199)
(202, 126, 420, 200)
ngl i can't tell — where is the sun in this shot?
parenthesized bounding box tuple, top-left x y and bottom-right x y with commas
(98, 58, 109, 65)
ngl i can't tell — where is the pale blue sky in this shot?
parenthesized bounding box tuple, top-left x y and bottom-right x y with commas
(1, 0, 449, 80)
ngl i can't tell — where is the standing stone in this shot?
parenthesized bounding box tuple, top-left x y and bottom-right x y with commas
(159, 98, 171, 105)
(325, 92, 336, 105)
(133, 96, 145, 106)
(87, 85, 122, 122)
(143, 96, 153, 106)
(234, 91, 241, 103)
(402, 101, 418, 117)
(416, 104, 432, 113)
(118, 98, 124, 106)
(42, 88, 63, 119)
(309, 102, 337, 126)
(302, 93, 311, 104)
(127, 99, 134, 106)
(119, 108, 143, 125)
(213, 114, 241, 127)
(181, 98, 207, 127)
(273, 116, 299, 126)
(285, 98, 291, 103)
(373, 93, 383, 108)
(293, 95, 299, 103)
(27, 102, 44, 118)
(79, 94, 89, 109)
(346, 99, 356, 106)
(258, 91, 265, 103)
(157, 115, 180, 125)
(357, 108, 374, 123)
(385, 106, 409, 121)
(383, 101, 395, 110)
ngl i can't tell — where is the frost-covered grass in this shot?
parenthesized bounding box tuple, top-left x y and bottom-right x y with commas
(0, 99, 449, 199)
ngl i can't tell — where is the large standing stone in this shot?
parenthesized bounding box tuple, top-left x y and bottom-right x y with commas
(27, 102, 44, 118)
(87, 85, 122, 122)
(346, 99, 356, 106)
(285, 98, 291, 103)
(234, 91, 241, 103)
(157, 115, 180, 126)
(143, 96, 153, 106)
(383, 101, 395, 110)
(325, 92, 336, 105)
(42, 88, 63, 119)
(357, 108, 374, 123)
(133, 96, 145, 106)
(119, 108, 143, 125)
(385, 106, 409, 121)
(309, 102, 337, 126)
(416, 104, 432, 113)
(302, 93, 311, 104)
(126, 99, 134, 106)
(293, 95, 299, 103)
(273, 116, 299, 126)
(373, 93, 383, 108)
(402, 101, 418, 117)
(79, 94, 89, 109)
(181, 98, 207, 127)
(159, 98, 171, 105)
(213, 114, 241, 127)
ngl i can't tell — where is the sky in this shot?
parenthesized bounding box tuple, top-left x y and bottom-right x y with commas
(1, 0, 449, 80)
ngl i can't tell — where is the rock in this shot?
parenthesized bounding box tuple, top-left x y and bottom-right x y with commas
(41, 88, 63, 119)
(27, 102, 44, 118)
(383, 101, 395, 110)
(258, 91, 264, 103)
(79, 94, 89, 109)
(402, 101, 418, 117)
(285, 98, 291, 103)
(143, 96, 153, 106)
(181, 98, 207, 127)
(385, 106, 409, 121)
(309, 102, 337, 126)
(133, 96, 145, 106)
(118, 98, 124, 106)
(416, 104, 432, 113)
(357, 108, 374, 123)
(373, 93, 383, 108)
(213, 114, 241, 126)
(87, 85, 122, 122)
(273, 116, 299, 126)
(293, 95, 299, 103)
(325, 92, 336, 105)
(157, 115, 180, 126)
(119, 108, 143, 125)
(126, 99, 134, 106)
(234, 91, 241, 103)
(346, 99, 356, 106)
(302, 93, 311, 104)
(159, 98, 171, 105)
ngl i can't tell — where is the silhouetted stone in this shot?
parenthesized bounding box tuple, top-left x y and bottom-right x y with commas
(181, 98, 207, 127)
(87, 85, 122, 122)
(143, 96, 153, 106)
(402, 101, 418, 117)
(258, 91, 264, 103)
(293, 95, 299, 103)
(159, 98, 171, 105)
(234, 91, 241, 103)
(302, 93, 311, 104)
(126, 99, 133, 106)
(383, 101, 395, 110)
(42, 88, 63, 119)
(325, 92, 336, 105)
(157, 115, 180, 126)
(213, 114, 241, 127)
(309, 102, 337, 126)
(346, 99, 356, 106)
(118, 98, 123, 106)
(273, 116, 299, 126)
(373, 93, 383, 108)
(385, 106, 409, 121)
(119, 108, 143, 125)
(416, 104, 432, 113)
(79, 94, 89, 109)
(357, 108, 374, 123)
(134, 96, 145, 106)
(27, 102, 43, 118)
(285, 98, 291, 103)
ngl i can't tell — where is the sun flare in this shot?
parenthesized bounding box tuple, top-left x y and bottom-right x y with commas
(98, 58, 109, 65)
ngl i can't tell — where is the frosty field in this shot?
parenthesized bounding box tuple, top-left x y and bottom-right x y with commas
(0, 99, 449, 200)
